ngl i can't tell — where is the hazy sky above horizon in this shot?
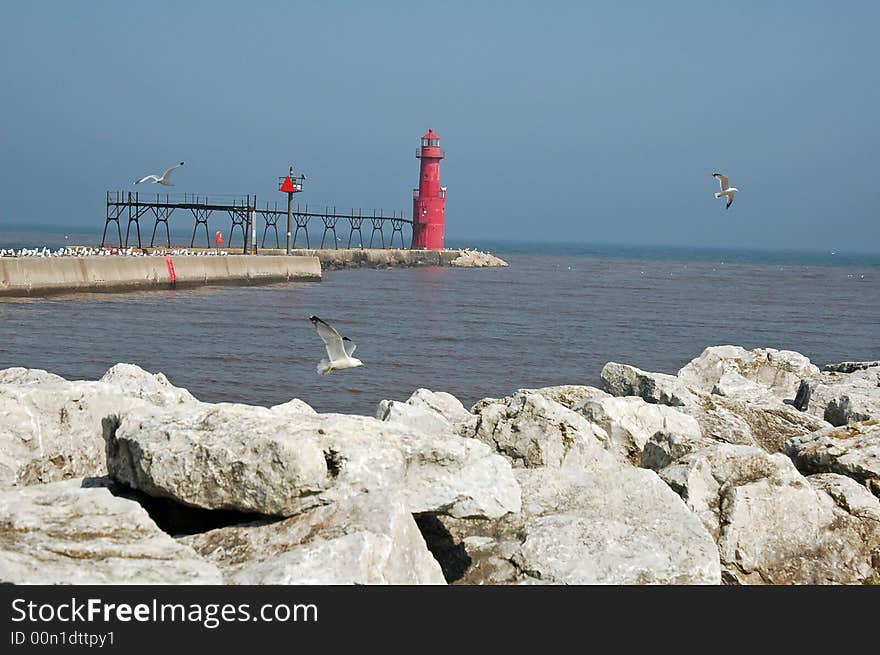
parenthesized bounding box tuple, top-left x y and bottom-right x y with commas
(1, 1, 878, 251)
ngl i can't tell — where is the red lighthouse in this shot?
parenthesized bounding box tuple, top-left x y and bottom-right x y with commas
(411, 128, 446, 250)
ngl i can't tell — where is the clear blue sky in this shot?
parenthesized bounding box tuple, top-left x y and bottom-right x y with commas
(1, 1, 878, 251)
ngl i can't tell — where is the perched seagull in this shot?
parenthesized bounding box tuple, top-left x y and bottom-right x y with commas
(712, 172, 738, 209)
(135, 162, 185, 186)
(309, 315, 364, 375)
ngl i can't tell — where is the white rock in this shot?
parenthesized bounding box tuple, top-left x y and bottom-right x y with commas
(808, 473, 880, 523)
(0, 365, 217, 488)
(405, 388, 473, 424)
(784, 420, 880, 494)
(710, 371, 781, 406)
(269, 398, 318, 416)
(680, 393, 757, 447)
(0, 367, 67, 386)
(0, 479, 221, 584)
(0, 377, 145, 488)
(512, 385, 610, 409)
(640, 430, 716, 471)
(468, 391, 614, 470)
(600, 362, 697, 407)
(655, 443, 880, 583)
(107, 402, 521, 519)
(575, 396, 702, 464)
(183, 492, 445, 585)
(107, 404, 330, 516)
(434, 465, 721, 585)
(376, 399, 455, 437)
(677, 345, 819, 400)
(684, 391, 830, 453)
(450, 250, 508, 267)
(318, 414, 521, 519)
(797, 367, 880, 426)
(100, 363, 198, 406)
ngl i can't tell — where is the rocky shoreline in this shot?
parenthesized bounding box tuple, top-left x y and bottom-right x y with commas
(285, 247, 509, 270)
(1, 346, 878, 585)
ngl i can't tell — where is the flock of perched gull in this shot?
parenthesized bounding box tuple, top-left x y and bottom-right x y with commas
(0, 246, 230, 258)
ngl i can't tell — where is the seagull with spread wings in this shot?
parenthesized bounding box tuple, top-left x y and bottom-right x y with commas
(309, 315, 364, 375)
(712, 172, 738, 209)
(135, 162, 185, 186)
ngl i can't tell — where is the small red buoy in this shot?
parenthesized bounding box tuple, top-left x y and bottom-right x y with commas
(214, 231, 224, 246)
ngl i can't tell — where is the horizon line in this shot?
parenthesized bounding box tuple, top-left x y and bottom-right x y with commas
(2, 224, 879, 256)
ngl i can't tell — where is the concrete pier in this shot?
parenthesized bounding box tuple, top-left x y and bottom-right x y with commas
(0, 255, 321, 297)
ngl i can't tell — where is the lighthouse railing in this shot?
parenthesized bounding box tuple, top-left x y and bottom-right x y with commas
(415, 148, 446, 159)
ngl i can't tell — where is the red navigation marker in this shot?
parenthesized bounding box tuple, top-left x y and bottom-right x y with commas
(164, 255, 177, 284)
(214, 230, 224, 246)
(279, 176, 297, 193)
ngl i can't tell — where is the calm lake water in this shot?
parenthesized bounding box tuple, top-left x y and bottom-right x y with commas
(1, 234, 878, 415)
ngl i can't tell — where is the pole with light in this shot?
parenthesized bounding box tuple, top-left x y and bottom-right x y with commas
(279, 165, 305, 254)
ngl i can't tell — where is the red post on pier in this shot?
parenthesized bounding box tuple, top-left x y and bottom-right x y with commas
(411, 128, 446, 250)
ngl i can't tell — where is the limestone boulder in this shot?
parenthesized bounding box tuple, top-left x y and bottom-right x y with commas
(652, 443, 880, 584)
(0, 375, 145, 488)
(183, 492, 445, 585)
(107, 402, 520, 519)
(376, 399, 456, 437)
(600, 362, 697, 407)
(808, 473, 880, 525)
(428, 465, 721, 585)
(405, 388, 473, 424)
(385, 388, 478, 436)
(0, 364, 214, 489)
(0, 479, 221, 584)
(450, 250, 509, 267)
(574, 395, 701, 464)
(467, 391, 614, 470)
(784, 420, 880, 495)
(710, 371, 782, 406)
(512, 385, 610, 410)
(0, 367, 67, 386)
(640, 430, 717, 471)
(677, 345, 819, 399)
(106, 403, 330, 516)
(681, 393, 757, 447)
(270, 398, 318, 416)
(684, 391, 830, 453)
(100, 363, 198, 406)
(796, 366, 880, 426)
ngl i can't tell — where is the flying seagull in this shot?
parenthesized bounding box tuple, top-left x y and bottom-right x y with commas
(712, 172, 738, 209)
(309, 315, 364, 375)
(135, 162, 185, 186)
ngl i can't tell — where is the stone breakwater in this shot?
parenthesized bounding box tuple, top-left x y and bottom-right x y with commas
(0, 346, 878, 585)
(262, 248, 509, 269)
